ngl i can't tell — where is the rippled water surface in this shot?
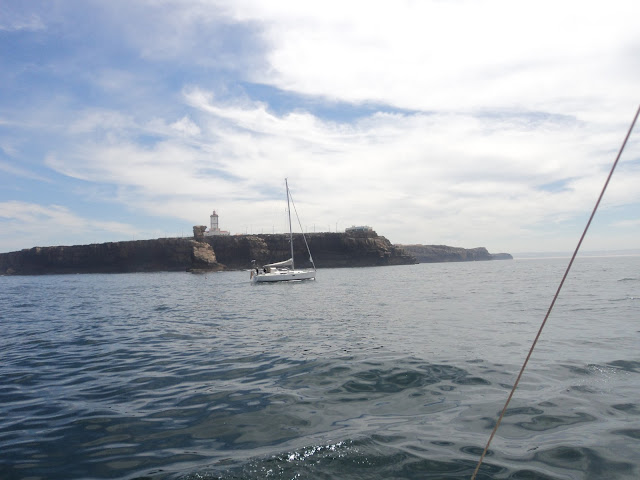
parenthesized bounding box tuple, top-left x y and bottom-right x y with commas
(1, 256, 639, 479)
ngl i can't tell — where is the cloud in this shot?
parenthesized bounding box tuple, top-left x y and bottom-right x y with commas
(0, 160, 51, 183)
(34, 84, 639, 254)
(215, 0, 640, 115)
(170, 116, 201, 137)
(0, 8, 45, 32)
(0, 201, 139, 251)
(611, 218, 640, 228)
(1, 1, 639, 253)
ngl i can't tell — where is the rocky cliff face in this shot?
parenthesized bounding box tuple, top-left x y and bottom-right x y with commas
(0, 231, 416, 275)
(307, 231, 416, 267)
(0, 232, 512, 276)
(204, 231, 416, 269)
(397, 244, 513, 263)
(0, 238, 221, 275)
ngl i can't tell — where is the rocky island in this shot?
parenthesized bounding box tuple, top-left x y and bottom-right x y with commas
(0, 228, 511, 275)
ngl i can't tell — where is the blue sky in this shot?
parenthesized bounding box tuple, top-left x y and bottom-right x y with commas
(1, 0, 639, 254)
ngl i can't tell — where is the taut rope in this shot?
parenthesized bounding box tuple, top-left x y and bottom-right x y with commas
(471, 104, 640, 480)
(287, 186, 317, 271)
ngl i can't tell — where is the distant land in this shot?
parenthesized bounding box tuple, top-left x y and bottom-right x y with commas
(512, 249, 640, 259)
(0, 228, 512, 275)
(397, 244, 512, 263)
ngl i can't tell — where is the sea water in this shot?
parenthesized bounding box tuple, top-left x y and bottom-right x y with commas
(0, 256, 638, 479)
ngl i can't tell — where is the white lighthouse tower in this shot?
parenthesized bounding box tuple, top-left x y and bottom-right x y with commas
(204, 210, 230, 236)
(210, 210, 219, 232)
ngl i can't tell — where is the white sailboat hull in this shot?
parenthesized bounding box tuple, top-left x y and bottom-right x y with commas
(251, 269, 315, 283)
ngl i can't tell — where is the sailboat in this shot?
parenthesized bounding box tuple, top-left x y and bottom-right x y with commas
(250, 179, 316, 283)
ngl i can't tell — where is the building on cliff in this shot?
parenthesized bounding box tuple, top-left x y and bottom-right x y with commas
(345, 225, 373, 233)
(204, 210, 230, 236)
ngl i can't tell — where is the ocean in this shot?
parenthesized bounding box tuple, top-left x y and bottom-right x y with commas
(1, 256, 638, 479)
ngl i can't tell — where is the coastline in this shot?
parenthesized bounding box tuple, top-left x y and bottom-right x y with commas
(0, 230, 513, 276)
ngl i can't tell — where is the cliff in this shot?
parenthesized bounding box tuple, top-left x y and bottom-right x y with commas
(397, 244, 513, 263)
(205, 231, 416, 269)
(0, 230, 416, 275)
(0, 232, 514, 276)
(0, 238, 221, 275)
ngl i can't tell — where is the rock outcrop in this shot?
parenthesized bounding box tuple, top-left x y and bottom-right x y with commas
(397, 244, 513, 263)
(193, 225, 207, 240)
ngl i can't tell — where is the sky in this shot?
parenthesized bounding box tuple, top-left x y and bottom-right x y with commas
(1, 0, 639, 255)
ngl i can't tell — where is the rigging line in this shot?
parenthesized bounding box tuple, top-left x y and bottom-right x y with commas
(471, 104, 640, 480)
(287, 188, 317, 270)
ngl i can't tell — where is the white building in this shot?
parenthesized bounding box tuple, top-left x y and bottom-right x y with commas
(204, 210, 230, 236)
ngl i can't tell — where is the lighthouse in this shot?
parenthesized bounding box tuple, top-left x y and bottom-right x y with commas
(210, 210, 219, 232)
(204, 210, 230, 236)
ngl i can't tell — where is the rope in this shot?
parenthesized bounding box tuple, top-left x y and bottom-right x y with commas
(471, 104, 640, 480)
(287, 187, 317, 271)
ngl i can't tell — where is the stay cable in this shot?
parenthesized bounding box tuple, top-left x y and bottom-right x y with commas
(471, 104, 640, 480)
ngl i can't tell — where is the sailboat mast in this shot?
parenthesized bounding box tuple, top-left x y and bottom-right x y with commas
(285, 178, 295, 269)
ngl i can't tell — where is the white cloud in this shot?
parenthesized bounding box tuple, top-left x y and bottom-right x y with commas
(0, 160, 51, 183)
(215, 0, 639, 115)
(0, 11, 44, 32)
(105, 1, 637, 121)
(68, 110, 137, 135)
(35, 86, 639, 253)
(3, 1, 639, 253)
(0, 201, 139, 251)
(611, 218, 640, 228)
(170, 116, 201, 137)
